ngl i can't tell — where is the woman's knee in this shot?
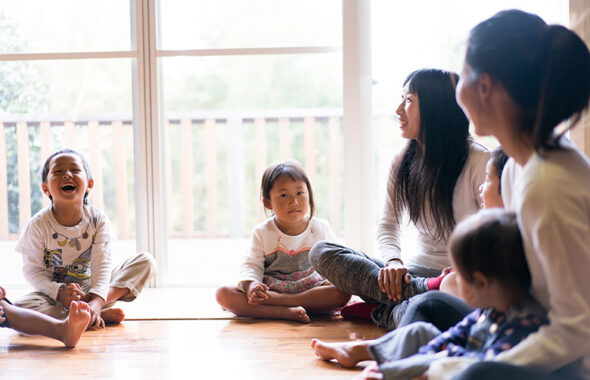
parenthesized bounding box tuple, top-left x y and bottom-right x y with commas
(309, 240, 334, 270)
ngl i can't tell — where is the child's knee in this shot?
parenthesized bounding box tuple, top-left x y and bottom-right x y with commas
(136, 251, 157, 275)
(335, 291, 352, 307)
(215, 286, 237, 307)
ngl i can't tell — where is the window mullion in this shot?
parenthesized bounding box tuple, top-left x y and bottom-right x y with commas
(132, 0, 167, 286)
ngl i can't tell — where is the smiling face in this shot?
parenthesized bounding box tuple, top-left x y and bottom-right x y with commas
(396, 85, 421, 141)
(42, 153, 94, 207)
(264, 175, 310, 235)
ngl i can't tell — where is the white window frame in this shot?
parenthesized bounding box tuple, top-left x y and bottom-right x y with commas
(136, 0, 368, 285)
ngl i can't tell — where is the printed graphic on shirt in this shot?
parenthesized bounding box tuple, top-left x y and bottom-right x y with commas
(51, 246, 92, 284)
(44, 248, 64, 267)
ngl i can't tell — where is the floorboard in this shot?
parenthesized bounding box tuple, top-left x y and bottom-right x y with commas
(0, 290, 386, 380)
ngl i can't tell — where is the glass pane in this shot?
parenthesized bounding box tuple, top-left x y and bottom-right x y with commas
(160, 54, 343, 285)
(0, 59, 136, 285)
(0, 0, 131, 53)
(371, 0, 569, 250)
(158, 0, 341, 50)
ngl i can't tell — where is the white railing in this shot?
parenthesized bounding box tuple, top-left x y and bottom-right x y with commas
(1, 110, 404, 242)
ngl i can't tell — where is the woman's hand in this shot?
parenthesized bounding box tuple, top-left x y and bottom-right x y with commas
(378, 260, 409, 302)
(0, 285, 6, 300)
(246, 281, 269, 305)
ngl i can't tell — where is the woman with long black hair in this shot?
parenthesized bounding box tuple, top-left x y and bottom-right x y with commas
(310, 68, 489, 330)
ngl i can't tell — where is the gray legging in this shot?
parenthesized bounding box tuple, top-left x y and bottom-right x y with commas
(309, 240, 441, 330)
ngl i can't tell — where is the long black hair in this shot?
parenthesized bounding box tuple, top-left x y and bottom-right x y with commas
(466, 9, 590, 152)
(392, 69, 470, 240)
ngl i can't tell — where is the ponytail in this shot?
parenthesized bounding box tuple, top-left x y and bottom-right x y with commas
(466, 10, 590, 152)
(534, 25, 590, 151)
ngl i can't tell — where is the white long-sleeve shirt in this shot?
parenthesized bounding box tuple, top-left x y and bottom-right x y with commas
(238, 217, 337, 288)
(494, 142, 590, 377)
(14, 205, 113, 302)
(377, 141, 489, 270)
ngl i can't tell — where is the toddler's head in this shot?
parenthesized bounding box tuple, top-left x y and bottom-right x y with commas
(41, 149, 93, 205)
(479, 147, 508, 209)
(261, 161, 315, 219)
(450, 209, 530, 309)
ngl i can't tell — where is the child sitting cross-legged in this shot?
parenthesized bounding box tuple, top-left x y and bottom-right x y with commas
(14, 149, 156, 329)
(311, 209, 547, 380)
(216, 161, 351, 323)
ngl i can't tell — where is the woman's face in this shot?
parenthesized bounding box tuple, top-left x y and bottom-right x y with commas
(396, 85, 421, 141)
(456, 62, 489, 137)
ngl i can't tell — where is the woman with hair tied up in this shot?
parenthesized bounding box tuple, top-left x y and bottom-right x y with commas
(310, 68, 489, 331)
(309, 9, 590, 380)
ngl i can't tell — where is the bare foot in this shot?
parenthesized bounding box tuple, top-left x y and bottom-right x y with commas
(281, 306, 311, 323)
(62, 301, 91, 348)
(310, 338, 372, 368)
(101, 308, 125, 324)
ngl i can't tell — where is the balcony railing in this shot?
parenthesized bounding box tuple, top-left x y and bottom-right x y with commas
(1, 110, 402, 242)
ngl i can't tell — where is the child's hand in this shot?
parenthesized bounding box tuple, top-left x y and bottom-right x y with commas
(87, 298, 105, 330)
(0, 285, 6, 300)
(57, 283, 85, 307)
(246, 282, 269, 305)
(0, 302, 5, 325)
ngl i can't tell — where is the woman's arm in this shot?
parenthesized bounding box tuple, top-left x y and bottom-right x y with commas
(376, 156, 404, 263)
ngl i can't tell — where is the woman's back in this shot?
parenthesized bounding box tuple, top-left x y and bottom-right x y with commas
(499, 140, 590, 376)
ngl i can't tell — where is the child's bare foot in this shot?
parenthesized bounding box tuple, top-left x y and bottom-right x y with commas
(101, 308, 125, 324)
(62, 301, 91, 348)
(310, 338, 371, 368)
(281, 306, 311, 323)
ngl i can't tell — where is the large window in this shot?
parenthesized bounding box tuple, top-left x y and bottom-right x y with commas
(157, 0, 342, 285)
(0, 1, 574, 287)
(0, 1, 137, 285)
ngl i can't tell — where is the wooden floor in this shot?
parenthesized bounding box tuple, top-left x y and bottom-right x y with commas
(0, 291, 385, 379)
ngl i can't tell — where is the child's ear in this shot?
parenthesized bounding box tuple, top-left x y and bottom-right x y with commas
(472, 271, 489, 289)
(41, 183, 51, 197)
(262, 198, 272, 211)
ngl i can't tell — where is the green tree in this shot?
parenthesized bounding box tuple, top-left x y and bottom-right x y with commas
(0, 12, 48, 233)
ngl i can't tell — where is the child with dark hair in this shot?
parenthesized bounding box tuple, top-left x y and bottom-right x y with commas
(216, 161, 350, 322)
(311, 210, 547, 380)
(15, 149, 156, 329)
(403, 9, 590, 379)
